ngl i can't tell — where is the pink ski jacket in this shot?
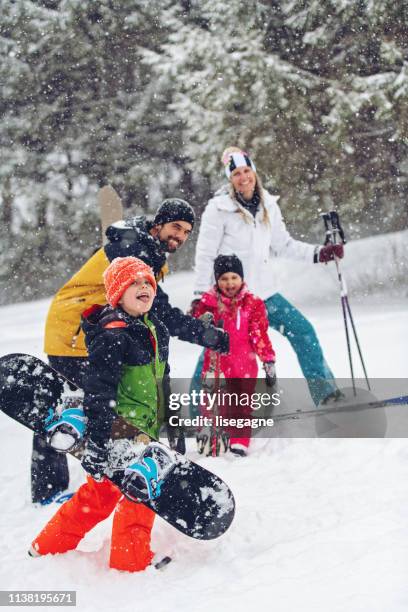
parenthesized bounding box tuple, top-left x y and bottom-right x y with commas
(193, 284, 276, 379)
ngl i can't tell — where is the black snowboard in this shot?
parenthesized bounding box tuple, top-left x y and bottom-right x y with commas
(0, 353, 235, 540)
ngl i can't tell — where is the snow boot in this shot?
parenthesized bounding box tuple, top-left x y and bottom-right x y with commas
(230, 444, 247, 457)
(321, 389, 346, 405)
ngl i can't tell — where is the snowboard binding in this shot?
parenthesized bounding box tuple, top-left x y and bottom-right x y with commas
(45, 397, 87, 453)
(123, 442, 179, 503)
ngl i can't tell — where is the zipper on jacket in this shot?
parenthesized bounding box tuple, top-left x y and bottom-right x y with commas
(236, 306, 241, 330)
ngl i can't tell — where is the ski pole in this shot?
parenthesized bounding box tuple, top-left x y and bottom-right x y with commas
(343, 296, 370, 390)
(321, 211, 370, 394)
(330, 212, 370, 391)
(211, 318, 226, 457)
(211, 349, 221, 457)
(321, 212, 355, 394)
(201, 313, 226, 457)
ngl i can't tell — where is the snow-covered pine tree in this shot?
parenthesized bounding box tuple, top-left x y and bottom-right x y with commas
(0, 0, 199, 303)
(150, 0, 408, 234)
(281, 0, 408, 233)
(1, 0, 407, 304)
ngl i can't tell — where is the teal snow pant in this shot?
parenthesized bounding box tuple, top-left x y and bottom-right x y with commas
(190, 293, 336, 409)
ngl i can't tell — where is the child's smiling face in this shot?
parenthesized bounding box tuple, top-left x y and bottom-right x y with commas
(119, 277, 155, 316)
(217, 272, 243, 298)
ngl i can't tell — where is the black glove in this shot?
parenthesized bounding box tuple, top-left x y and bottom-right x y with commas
(263, 361, 277, 387)
(166, 424, 186, 455)
(81, 440, 109, 480)
(202, 326, 230, 354)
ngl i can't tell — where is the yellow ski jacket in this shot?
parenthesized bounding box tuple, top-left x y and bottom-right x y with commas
(44, 248, 111, 356)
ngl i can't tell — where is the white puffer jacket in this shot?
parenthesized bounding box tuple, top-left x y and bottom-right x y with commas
(193, 188, 316, 300)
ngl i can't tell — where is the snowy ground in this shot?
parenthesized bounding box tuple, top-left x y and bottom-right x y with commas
(1, 266, 408, 611)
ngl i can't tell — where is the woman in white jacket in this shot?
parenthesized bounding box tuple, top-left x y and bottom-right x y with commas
(191, 147, 344, 406)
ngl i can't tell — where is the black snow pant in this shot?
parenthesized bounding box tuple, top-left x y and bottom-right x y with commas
(31, 356, 89, 503)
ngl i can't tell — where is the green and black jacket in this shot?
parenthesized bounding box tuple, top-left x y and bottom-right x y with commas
(81, 304, 170, 447)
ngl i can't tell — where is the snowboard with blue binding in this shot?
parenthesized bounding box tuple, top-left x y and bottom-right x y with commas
(0, 353, 235, 540)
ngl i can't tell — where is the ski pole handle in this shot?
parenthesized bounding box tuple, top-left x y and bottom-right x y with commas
(320, 211, 346, 246)
(320, 212, 333, 245)
(329, 211, 347, 245)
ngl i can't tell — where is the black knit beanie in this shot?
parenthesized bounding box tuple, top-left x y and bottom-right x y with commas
(153, 198, 195, 228)
(214, 254, 244, 281)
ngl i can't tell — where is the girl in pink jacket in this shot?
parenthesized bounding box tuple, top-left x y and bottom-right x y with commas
(193, 254, 276, 456)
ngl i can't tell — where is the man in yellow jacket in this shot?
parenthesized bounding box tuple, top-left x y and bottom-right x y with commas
(34, 198, 229, 504)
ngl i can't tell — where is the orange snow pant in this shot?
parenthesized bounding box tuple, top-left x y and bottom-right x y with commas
(31, 476, 155, 572)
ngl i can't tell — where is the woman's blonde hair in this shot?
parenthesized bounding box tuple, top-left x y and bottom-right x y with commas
(221, 146, 269, 225)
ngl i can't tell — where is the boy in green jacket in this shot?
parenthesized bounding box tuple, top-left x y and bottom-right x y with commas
(30, 257, 169, 572)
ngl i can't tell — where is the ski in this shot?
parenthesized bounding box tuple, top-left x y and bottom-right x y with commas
(271, 394, 408, 423)
(98, 185, 123, 244)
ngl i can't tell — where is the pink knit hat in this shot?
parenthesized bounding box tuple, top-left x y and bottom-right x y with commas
(103, 257, 157, 308)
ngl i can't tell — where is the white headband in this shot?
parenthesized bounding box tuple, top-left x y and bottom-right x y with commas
(223, 151, 256, 178)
